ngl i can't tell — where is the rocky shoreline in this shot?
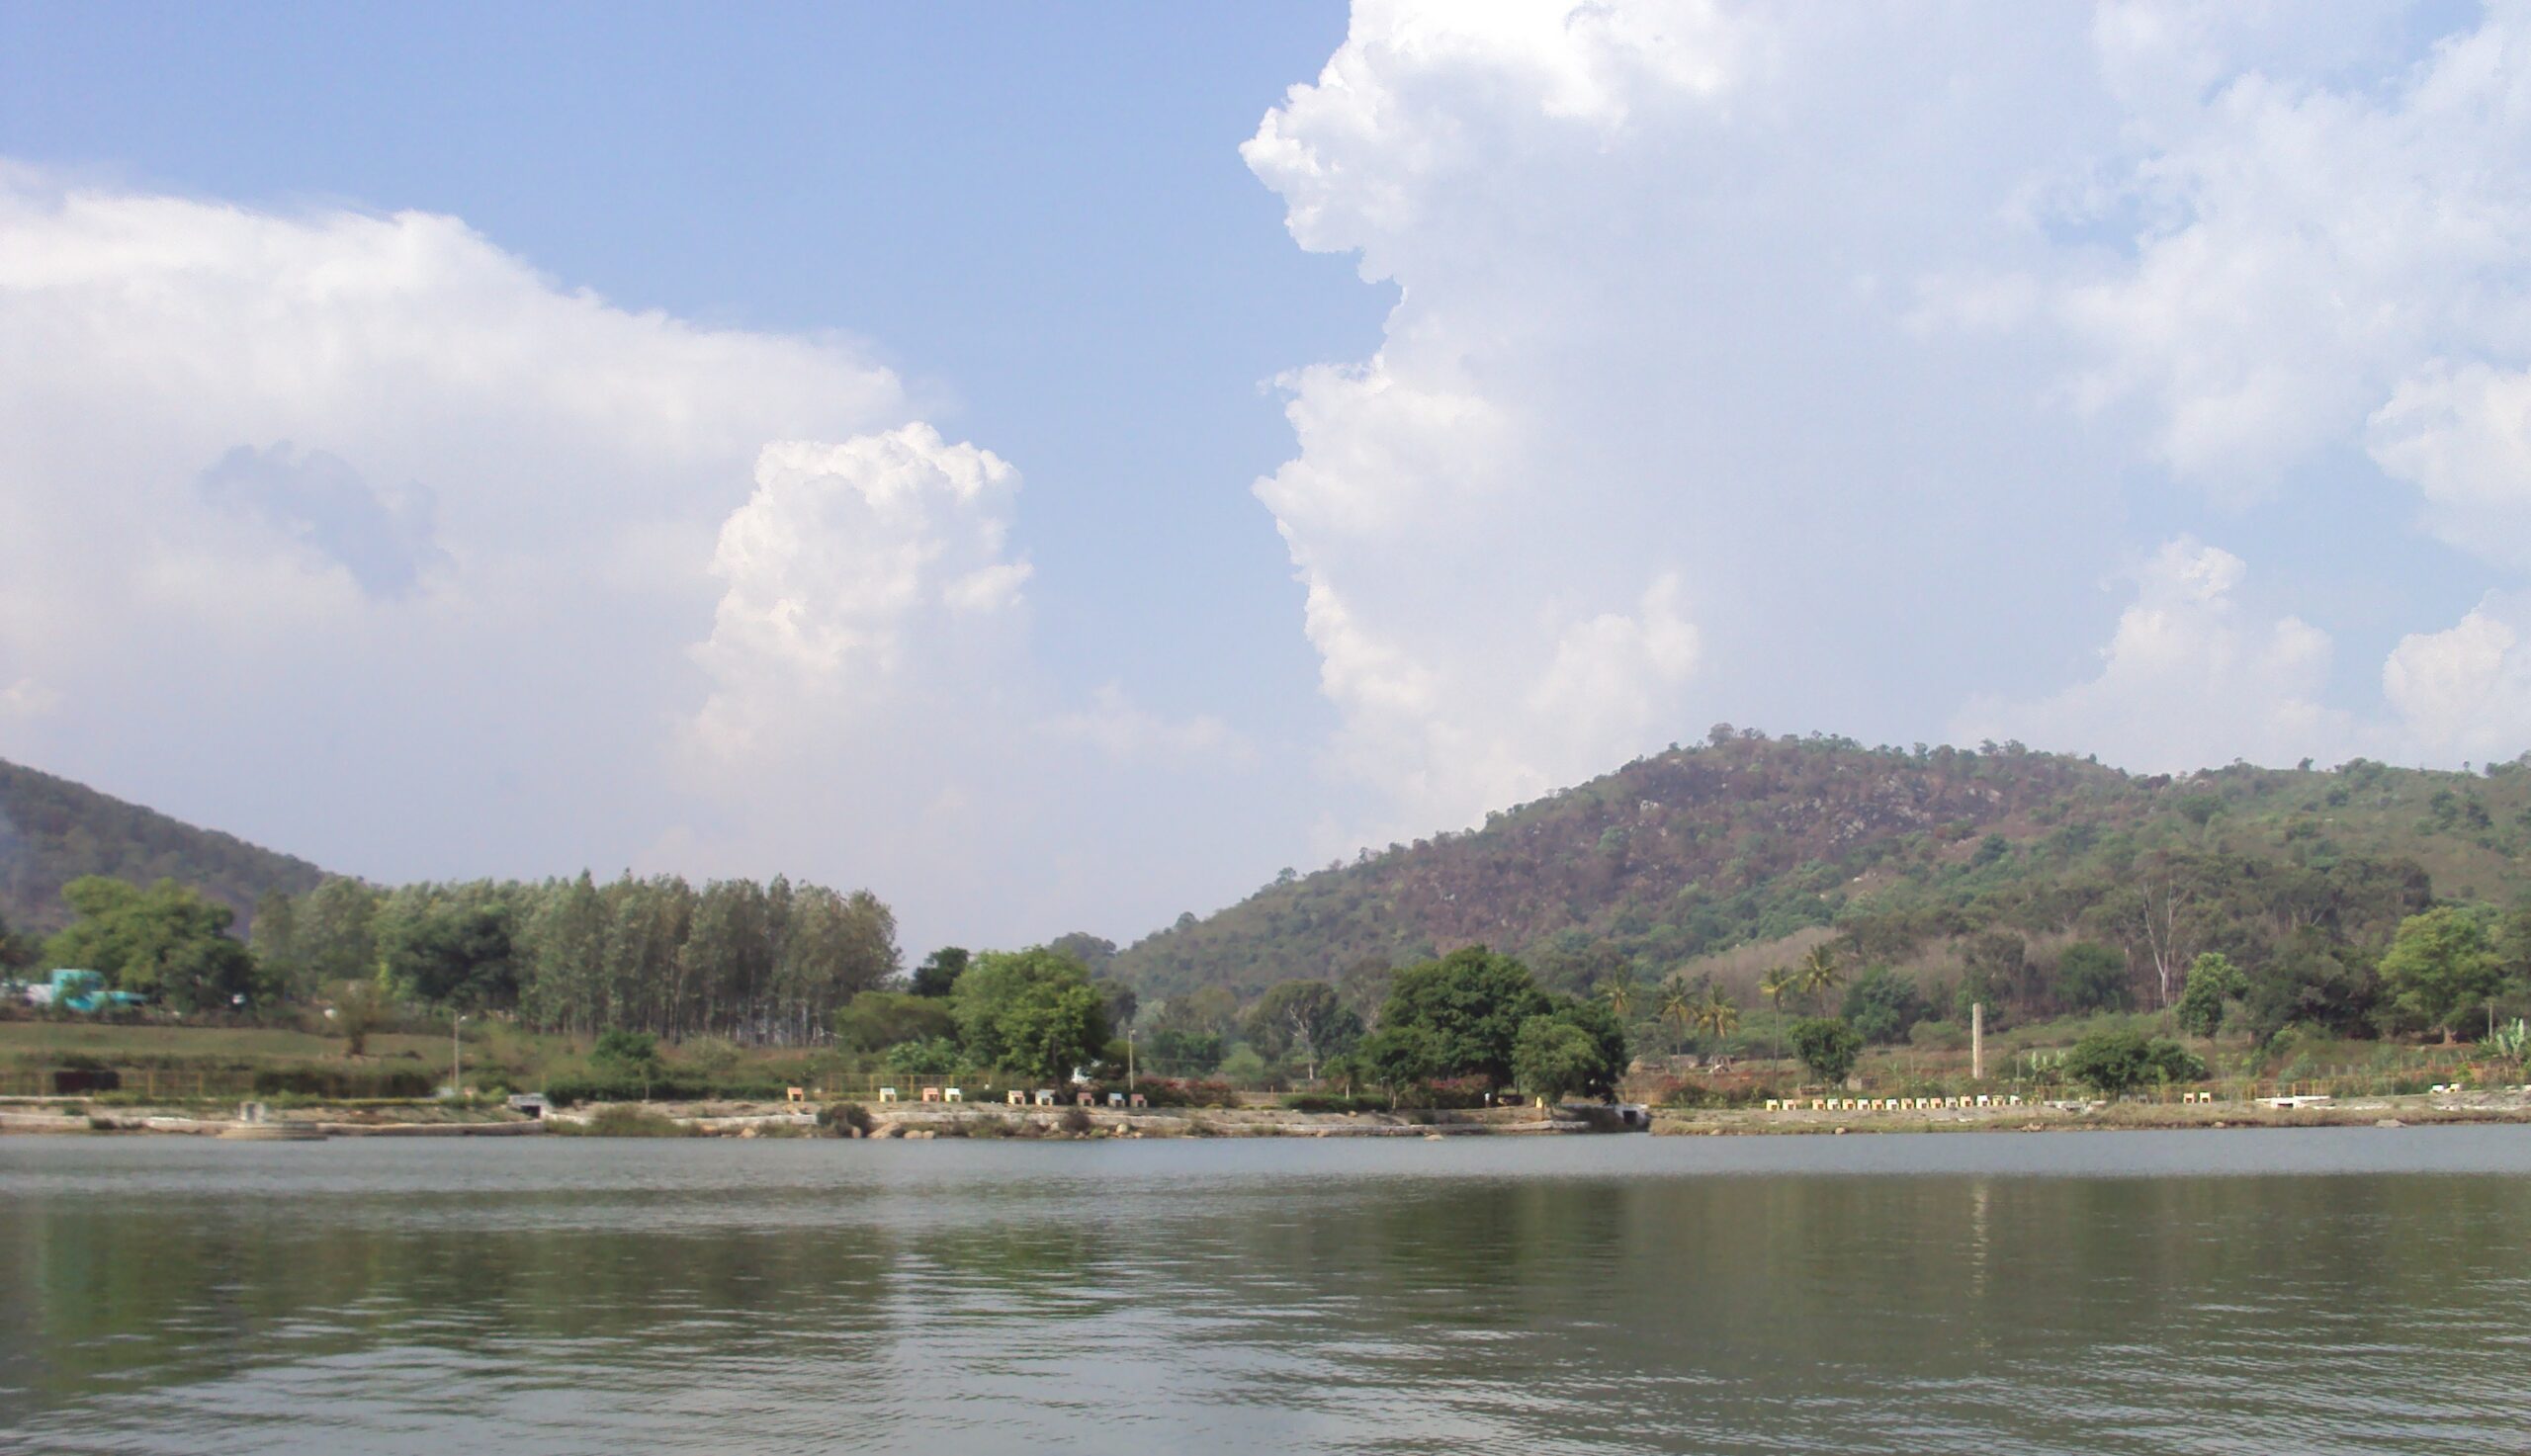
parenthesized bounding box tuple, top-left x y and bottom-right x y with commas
(1651, 1089, 2531, 1135)
(9, 1091, 2529, 1140)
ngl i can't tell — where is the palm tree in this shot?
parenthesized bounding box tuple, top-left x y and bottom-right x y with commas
(1759, 965, 1794, 1063)
(1690, 983, 1741, 1051)
(1795, 943, 1844, 1014)
(1658, 984, 1694, 1056)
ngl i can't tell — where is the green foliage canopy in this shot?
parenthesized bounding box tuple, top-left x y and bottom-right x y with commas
(2062, 1029, 2205, 1096)
(2378, 906, 2502, 1040)
(911, 946, 969, 998)
(950, 947, 1112, 1080)
(1839, 966, 1929, 1045)
(834, 990, 958, 1054)
(1376, 947, 1553, 1086)
(2174, 952, 2247, 1038)
(43, 876, 263, 1012)
(1787, 1016, 1864, 1085)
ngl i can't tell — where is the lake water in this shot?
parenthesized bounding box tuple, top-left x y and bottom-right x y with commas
(4, 1129, 2529, 1454)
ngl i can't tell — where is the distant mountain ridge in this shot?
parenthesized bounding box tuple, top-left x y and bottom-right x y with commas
(1114, 732, 2531, 1003)
(0, 757, 326, 933)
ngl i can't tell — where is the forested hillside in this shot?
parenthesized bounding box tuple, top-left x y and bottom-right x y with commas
(0, 757, 324, 933)
(1116, 729, 2531, 1034)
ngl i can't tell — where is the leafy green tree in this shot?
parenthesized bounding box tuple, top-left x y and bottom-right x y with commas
(833, 990, 958, 1053)
(911, 947, 969, 998)
(2174, 952, 2247, 1038)
(884, 1037, 962, 1075)
(1787, 1017, 1864, 1086)
(295, 878, 382, 989)
(1244, 980, 1362, 1080)
(2053, 942, 2129, 1014)
(1045, 932, 1117, 978)
(1512, 997, 1627, 1101)
(2241, 931, 2375, 1042)
(1097, 978, 1140, 1031)
(1376, 946, 1553, 1086)
(1217, 1044, 1270, 1086)
(522, 872, 607, 1035)
(592, 1028, 664, 1097)
(247, 890, 301, 996)
(377, 887, 517, 1009)
(2379, 906, 2502, 1043)
(0, 908, 37, 972)
(950, 947, 1111, 1080)
(2063, 1029, 2204, 1096)
(328, 977, 387, 1057)
(1514, 1016, 1604, 1102)
(1142, 1027, 1226, 1073)
(1839, 966, 1928, 1045)
(1358, 1022, 1442, 1107)
(43, 876, 264, 1012)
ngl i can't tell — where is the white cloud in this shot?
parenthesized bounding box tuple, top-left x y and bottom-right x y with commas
(1245, 3, 2159, 844)
(687, 425, 1027, 764)
(2369, 363, 2531, 565)
(2383, 594, 2531, 763)
(0, 165, 1276, 952)
(1046, 684, 1256, 768)
(2046, 5, 2531, 503)
(1955, 538, 2350, 771)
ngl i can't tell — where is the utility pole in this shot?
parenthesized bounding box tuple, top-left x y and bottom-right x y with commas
(1126, 1030, 1136, 1093)
(452, 1013, 468, 1097)
(1971, 1001, 1984, 1083)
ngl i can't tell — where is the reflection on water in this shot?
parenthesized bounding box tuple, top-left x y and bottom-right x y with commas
(4, 1130, 2529, 1455)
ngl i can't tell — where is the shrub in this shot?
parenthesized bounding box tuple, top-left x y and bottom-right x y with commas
(251, 1065, 436, 1099)
(1134, 1077, 1240, 1108)
(541, 1072, 791, 1107)
(1656, 1077, 1781, 1109)
(1280, 1093, 1384, 1113)
(50, 1067, 122, 1095)
(1060, 1104, 1093, 1134)
(2063, 1030, 2207, 1097)
(1907, 1019, 1967, 1052)
(817, 1102, 874, 1136)
(1788, 1017, 1864, 1085)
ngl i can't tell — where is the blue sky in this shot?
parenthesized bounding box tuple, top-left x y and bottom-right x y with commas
(0, 1, 1365, 728)
(6, 2, 2531, 958)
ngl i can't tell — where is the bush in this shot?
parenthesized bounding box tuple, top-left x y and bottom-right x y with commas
(1134, 1077, 1240, 1108)
(541, 1072, 792, 1107)
(2063, 1030, 2207, 1097)
(817, 1102, 874, 1136)
(251, 1065, 436, 1099)
(1280, 1093, 1385, 1113)
(1788, 1017, 1864, 1085)
(1060, 1104, 1093, 1134)
(1907, 1019, 1967, 1052)
(1656, 1077, 1781, 1109)
(1840, 967, 1930, 1045)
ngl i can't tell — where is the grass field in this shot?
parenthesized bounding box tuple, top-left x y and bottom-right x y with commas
(0, 1021, 457, 1065)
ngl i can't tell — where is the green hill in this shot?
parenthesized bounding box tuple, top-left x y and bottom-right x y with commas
(1116, 732, 2531, 1023)
(0, 757, 326, 935)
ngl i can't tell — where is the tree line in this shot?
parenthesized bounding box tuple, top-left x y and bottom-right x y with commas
(14, 871, 900, 1043)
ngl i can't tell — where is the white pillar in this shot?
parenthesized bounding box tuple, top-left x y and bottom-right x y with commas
(1971, 1001, 1984, 1083)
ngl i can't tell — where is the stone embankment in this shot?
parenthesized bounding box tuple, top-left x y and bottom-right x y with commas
(0, 1099, 1609, 1138)
(1650, 1088, 2531, 1135)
